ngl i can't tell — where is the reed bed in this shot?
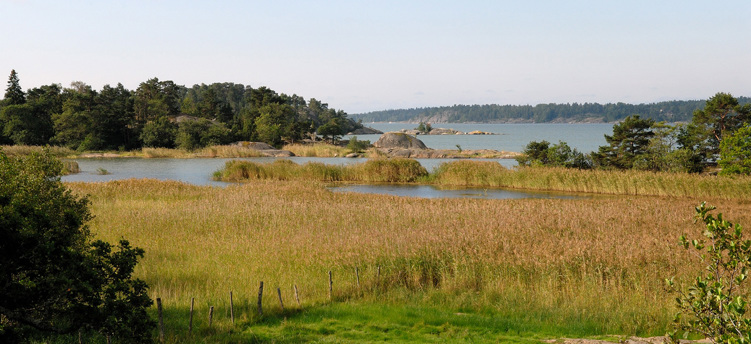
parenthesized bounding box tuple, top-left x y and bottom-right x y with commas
(430, 161, 751, 200)
(215, 158, 751, 200)
(0, 144, 75, 157)
(65, 178, 751, 341)
(283, 143, 349, 157)
(140, 145, 267, 158)
(214, 158, 428, 183)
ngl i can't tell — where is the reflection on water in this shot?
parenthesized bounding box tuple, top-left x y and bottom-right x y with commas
(329, 184, 594, 200)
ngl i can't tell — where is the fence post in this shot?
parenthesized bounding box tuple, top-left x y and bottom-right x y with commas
(356, 267, 361, 291)
(189, 297, 194, 334)
(157, 297, 164, 343)
(294, 284, 301, 308)
(328, 271, 333, 300)
(230, 291, 235, 325)
(277, 287, 285, 312)
(257, 281, 264, 316)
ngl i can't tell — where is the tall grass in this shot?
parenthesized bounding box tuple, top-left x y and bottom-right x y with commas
(64, 178, 751, 341)
(430, 161, 751, 200)
(0, 145, 75, 157)
(141, 145, 267, 158)
(214, 158, 428, 183)
(215, 158, 751, 200)
(283, 143, 349, 157)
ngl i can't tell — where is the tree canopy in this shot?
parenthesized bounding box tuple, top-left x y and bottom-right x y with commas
(0, 70, 363, 151)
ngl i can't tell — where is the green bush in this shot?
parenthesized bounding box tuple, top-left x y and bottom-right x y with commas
(719, 124, 751, 175)
(0, 150, 154, 342)
(667, 203, 751, 343)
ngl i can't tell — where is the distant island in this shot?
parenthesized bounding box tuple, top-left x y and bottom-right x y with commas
(352, 97, 751, 123)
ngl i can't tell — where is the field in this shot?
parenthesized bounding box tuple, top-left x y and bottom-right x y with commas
(64, 166, 751, 343)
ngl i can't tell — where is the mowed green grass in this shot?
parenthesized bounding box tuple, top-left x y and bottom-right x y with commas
(65, 175, 751, 343)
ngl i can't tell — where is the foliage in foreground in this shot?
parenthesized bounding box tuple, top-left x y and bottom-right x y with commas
(668, 203, 751, 344)
(0, 150, 154, 343)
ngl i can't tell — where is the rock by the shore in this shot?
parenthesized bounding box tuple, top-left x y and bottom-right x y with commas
(380, 148, 519, 159)
(374, 132, 428, 149)
(429, 128, 463, 135)
(233, 141, 295, 157)
(348, 127, 383, 135)
(394, 127, 497, 135)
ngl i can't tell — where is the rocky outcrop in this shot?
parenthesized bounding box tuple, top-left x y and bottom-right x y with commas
(394, 128, 497, 135)
(234, 141, 295, 157)
(428, 128, 463, 135)
(348, 127, 383, 135)
(380, 148, 520, 159)
(373, 132, 428, 149)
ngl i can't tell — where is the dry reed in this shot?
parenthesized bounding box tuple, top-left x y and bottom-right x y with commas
(65, 178, 751, 337)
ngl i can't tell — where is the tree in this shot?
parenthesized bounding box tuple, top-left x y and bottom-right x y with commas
(51, 83, 97, 150)
(175, 118, 232, 150)
(255, 103, 294, 146)
(718, 124, 751, 175)
(693, 92, 751, 143)
(0, 150, 154, 342)
(415, 122, 432, 134)
(3, 70, 25, 106)
(516, 140, 591, 169)
(592, 115, 655, 169)
(346, 136, 370, 153)
(667, 203, 751, 343)
(140, 116, 177, 148)
(0, 104, 54, 145)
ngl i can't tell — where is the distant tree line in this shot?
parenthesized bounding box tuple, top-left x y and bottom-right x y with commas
(354, 98, 750, 124)
(517, 93, 751, 175)
(0, 70, 362, 151)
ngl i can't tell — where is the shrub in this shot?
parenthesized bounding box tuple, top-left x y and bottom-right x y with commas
(719, 124, 751, 175)
(0, 150, 154, 342)
(667, 203, 751, 343)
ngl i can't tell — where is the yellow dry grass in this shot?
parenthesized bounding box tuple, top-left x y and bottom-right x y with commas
(65, 178, 751, 334)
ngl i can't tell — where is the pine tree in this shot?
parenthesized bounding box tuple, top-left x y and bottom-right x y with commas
(4, 69, 25, 105)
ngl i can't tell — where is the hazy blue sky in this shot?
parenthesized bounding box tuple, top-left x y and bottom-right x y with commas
(1, 0, 749, 113)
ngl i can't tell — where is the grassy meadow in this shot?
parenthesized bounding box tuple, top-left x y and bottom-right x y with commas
(65, 165, 751, 342)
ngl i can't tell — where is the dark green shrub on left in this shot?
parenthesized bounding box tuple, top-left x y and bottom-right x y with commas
(0, 149, 155, 343)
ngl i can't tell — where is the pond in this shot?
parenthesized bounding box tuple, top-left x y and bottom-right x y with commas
(60, 157, 517, 187)
(61, 157, 588, 200)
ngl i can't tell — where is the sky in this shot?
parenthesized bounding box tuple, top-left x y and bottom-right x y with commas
(1, 0, 750, 114)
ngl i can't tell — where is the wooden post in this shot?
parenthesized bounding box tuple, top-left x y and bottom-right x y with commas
(208, 306, 214, 328)
(257, 281, 264, 316)
(229, 291, 235, 325)
(294, 284, 301, 308)
(157, 297, 164, 343)
(328, 271, 333, 300)
(189, 297, 194, 334)
(356, 267, 361, 291)
(277, 287, 285, 312)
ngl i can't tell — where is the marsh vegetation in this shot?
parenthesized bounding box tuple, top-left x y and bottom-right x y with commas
(64, 172, 750, 342)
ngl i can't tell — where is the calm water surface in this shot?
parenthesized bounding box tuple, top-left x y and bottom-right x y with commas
(349, 123, 613, 153)
(61, 124, 611, 199)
